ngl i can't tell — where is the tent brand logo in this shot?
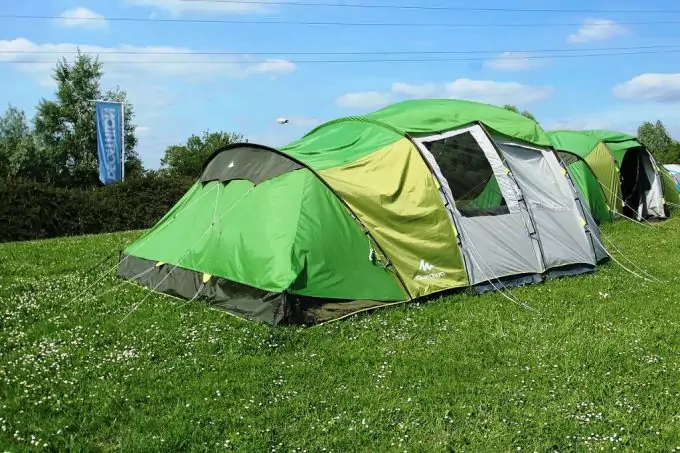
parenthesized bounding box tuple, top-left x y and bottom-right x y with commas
(415, 260, 445, 280)
(228, 161, 236, 168)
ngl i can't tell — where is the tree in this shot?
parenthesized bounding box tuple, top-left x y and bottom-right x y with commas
(503, 104, 538, 123)
(33, 51, 142, 187)
(161, 130, 247, 178)
(637, 120, 680, 164)
(0, 105, 45, 181)
(519, 110, 537, 122)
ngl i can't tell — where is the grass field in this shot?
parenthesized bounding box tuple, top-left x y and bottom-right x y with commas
(2, 217, 680, 452)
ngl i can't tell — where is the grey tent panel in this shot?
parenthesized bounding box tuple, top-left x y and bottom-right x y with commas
(201, 144, 302, 184)
(640, 151, 666, 218)
(494, 139, 598, 269)
(458, 213, 544, 285)
(556, 151, 580, 167)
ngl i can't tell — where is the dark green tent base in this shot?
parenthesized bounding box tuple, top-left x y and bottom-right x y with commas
(117, 254, 405, 326)
(117, 254, 606, 325)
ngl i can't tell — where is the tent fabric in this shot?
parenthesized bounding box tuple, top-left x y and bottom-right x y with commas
(282, 99, 552, 172)
(200, 144, 302, 184)
(414, 126, 545, 285)
(121, 171, 406, 299)
(493, 140, 597, 270)
(586, 142, 624, 214)
(664, 164, 680, 190)
(660, 166, 680, 204)
(556, 153, 611, 223)
(548, 131, 623, 220)
(119, 100, 609, 326)
(550, 129, 678, 221)
(365, 99, 552, 145)
(118, 144, 408, 325)
(578, 130, 638, 163)
(319, 138, 469, 297)
(580, 130, 680, 207)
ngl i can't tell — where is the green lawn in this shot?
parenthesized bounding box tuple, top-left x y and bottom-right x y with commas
(2, 217, 680, 452)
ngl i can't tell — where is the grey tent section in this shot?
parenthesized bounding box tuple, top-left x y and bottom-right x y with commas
(412, 123, 606, 292)
(200, 144, 303, 184)
(639, 150, 665, 219)
(492, 136, 606, 274)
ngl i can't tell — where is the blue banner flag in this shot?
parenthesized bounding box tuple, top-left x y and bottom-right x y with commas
(95, 101, 124, 184)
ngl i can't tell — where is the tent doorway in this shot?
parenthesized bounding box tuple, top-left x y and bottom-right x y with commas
(413, 125, 545, 286)
(619, 147, 653, 218)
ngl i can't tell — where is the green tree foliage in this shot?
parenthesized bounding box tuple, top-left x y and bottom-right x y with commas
(637, 120, 680, 164)
(502, 104, 538, 123)
(161, 130, 247, 178)
(0, 105, 45, 181)
(33, 51, 142, 187)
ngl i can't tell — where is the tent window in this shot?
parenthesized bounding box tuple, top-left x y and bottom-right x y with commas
(423, 132, 509, 217)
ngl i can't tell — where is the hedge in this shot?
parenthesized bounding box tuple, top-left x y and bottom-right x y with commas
(0, 174, 195, 243)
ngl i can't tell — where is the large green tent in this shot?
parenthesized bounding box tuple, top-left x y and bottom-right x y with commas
(547, 131, 621, 223)
(580, 130, 680, 211)
(548, 130, 678, 222)
(118, 99, 607, 325)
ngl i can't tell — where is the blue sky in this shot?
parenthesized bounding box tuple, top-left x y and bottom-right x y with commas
(1, 0, 680, 169)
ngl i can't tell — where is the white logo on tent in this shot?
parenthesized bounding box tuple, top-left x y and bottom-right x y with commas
(228, 161, 236, 168)
(415, 260, 445, 280)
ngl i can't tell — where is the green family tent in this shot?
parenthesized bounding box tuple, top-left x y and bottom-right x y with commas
(548, 130, 679, 223)
(118, 99, 608, 325)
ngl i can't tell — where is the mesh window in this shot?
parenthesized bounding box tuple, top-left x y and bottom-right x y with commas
(423, 132, 509, 217)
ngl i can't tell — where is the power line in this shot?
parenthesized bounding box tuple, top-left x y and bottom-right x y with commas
(179, 0, 680, 13)
(3, 14, 680, 27)
(4, 48, 680, 64)
(3, 44, 680, 57)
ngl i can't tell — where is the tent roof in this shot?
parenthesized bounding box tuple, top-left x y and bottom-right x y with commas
(282, 99, 550, 171)
(548, 129, 648, 164)
(546, 130, 603, 159)
(364, 99, 550, 144)
(579, 129, 637, 143)
(580, 130, 644, 157)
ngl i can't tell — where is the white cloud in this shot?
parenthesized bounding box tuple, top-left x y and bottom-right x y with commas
(336, 91, 395, 109)
(0, 38, 295, 81)
(135, 126, 152, 136)
(543, 103, 680, 140)
(446, 79, 555, 105)
(391, 81, 440, 97)
(126, 0, 274, 15)
(337, 78, 554, 110)
(484, 52, 545, 72)
(613, 74, 680, 103)
(55, 8, 108, 30)
(0, 38, 295, 171)
(567, 18, 626, 44)
(247, 59, 296, 75)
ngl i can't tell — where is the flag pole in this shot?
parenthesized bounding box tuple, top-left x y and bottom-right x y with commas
(121, 102, 125, 182)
